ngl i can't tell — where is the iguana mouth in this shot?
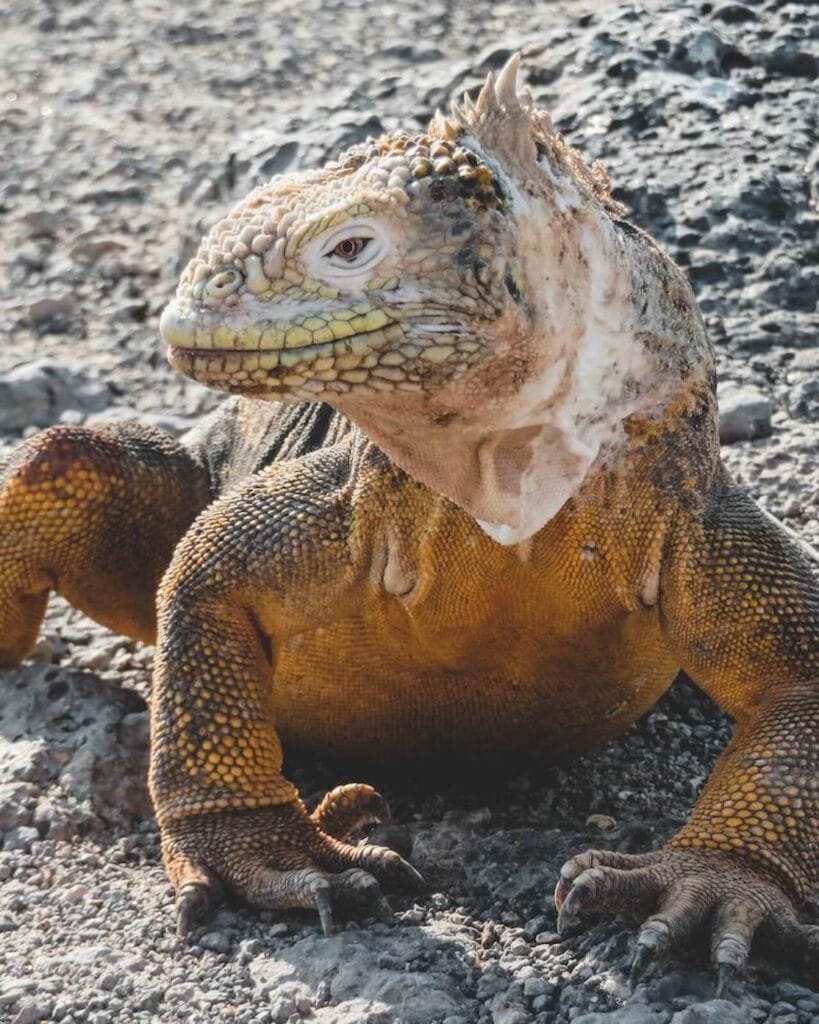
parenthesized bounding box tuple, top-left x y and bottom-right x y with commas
(167, 324, 402, 364)
(164, 322, 469, 397)
(160, 299, 398, 353)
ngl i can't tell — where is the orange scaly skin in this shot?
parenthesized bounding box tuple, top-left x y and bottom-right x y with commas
(1, 56, 816, 983)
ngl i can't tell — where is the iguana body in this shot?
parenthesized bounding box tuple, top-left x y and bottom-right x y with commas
(1, 57, 816, 983)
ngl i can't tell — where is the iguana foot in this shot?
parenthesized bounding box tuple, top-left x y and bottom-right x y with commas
(554, 847, 819, 993)
(162, 785, 422, 937)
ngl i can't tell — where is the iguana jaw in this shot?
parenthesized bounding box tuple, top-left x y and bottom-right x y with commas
(161, 297, 424, 398)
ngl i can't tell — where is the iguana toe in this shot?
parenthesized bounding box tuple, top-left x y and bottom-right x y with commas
(310, 783, 389, 841)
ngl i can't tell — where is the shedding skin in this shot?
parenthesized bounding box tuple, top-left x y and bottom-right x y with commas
(1, 57, 817, 983)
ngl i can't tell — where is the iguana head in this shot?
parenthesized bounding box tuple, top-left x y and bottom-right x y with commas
(161, 55, 710, 543)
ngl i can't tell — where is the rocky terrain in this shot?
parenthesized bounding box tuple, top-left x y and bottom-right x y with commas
(0, 0, 817, 1022)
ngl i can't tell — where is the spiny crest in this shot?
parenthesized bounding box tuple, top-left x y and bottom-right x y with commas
(430, 53, 624, 217)
(429, 53, 538, 167)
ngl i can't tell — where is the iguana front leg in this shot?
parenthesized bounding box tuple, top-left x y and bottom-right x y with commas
(556, 482, 818, 989)
(0, 423, 210, 665)
(149, 453, 421, 935)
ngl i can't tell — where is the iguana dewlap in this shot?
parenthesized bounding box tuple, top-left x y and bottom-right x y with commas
(1, 55, 816, 984)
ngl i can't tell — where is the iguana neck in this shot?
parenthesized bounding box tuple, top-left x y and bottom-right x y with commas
(338, 211, 693, 545)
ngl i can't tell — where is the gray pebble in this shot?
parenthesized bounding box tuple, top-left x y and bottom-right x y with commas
(200, 930, 232, 953)
(718, 386, 774, 444)
(268, 994, 296, 1023)
(670, 999, 750, 1023)
(3, 826, 40, 853)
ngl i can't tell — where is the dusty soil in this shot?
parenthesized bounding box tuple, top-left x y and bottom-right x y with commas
(0, 1, 817, 1023)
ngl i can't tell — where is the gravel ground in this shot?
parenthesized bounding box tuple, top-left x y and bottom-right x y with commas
(1, 1, 817, 1022)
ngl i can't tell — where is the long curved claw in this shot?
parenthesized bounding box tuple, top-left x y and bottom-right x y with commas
(710, 898, 760, 984)
(715, 962, 739, 1000)
(176, 881, 216, 938)
(556, 883, 586, 937)
(629, 939, 656, 987)
(629, 916, 671, 988)
(313, 880, 334, 936)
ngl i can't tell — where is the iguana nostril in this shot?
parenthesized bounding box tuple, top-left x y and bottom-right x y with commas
(203, 267, 244, 301)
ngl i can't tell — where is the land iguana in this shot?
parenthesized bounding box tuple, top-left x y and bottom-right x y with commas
(1, 56, 817, 988)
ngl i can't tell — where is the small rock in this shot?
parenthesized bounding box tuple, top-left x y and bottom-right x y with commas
(73, 639, 125, 673)
(18, 210, 61, 237)
(586, 813, 617, 831)
(0, 783, 38, 830)
(3, 826, 40, 853)
(671, 29, 727, 75)
(574, 1009, 669, 1024)
(200, 930, 231, 953)
(165, 984, 197, 1002)
(12, 1000, 53, 1024)
(70, 237, 127, 262)
(718, 387, 773, 444)
(489, 996, 530, 1024)
(522, 978, 551, 999)
(0, 360, 108, 431)
(711, 3, 755, 22)
(789, 379, 819, 419)
(507, 938, 530, 956)
(269, 994, 297, 1023)
(136, 986, 164, 1012)
(23, 297, 75, 329)
(671, 1000, 749, 1023)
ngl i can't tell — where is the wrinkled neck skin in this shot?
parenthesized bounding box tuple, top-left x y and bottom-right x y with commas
(339, 181, 710, 546)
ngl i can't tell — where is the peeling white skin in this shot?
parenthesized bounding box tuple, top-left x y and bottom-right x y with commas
(341, 174, 675, 546)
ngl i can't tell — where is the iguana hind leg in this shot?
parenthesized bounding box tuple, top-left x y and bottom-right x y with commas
(0, 422, 211, 665)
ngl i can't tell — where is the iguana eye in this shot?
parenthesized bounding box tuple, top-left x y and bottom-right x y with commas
(309, 220, 388, 281)
(330, 237, 370, 261)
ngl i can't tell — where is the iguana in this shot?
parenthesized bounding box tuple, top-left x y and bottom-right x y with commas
(1, 56, 817, 988)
